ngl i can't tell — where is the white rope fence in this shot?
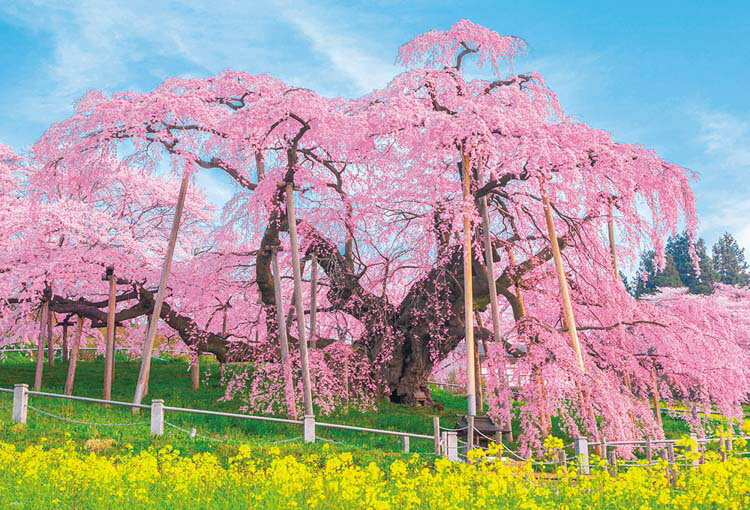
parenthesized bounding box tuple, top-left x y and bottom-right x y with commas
(28, 405, 148, 427)
(3, 384, 443, 456)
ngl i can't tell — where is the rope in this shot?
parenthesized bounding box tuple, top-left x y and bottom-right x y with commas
(317, 437, 346, 446)
(269, 436, 302, 444)
(164, 421, 226, 442)
(28, 406, 148, 427)
(164, 421, 301, 445)
(470, 426, 527, 461)
(441, 425, 469, 431)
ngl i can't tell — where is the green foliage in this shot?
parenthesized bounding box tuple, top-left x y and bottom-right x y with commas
(634, 251, 684, 296)
(667, 233, 717, 295)
(712, 232, 750, 286)
(635, 232, 718, 296)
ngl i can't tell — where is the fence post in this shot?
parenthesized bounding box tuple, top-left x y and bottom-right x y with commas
(689, 433, 701, 467)
(645, 436, 652, 464)
(403, 436, 410, 453)
(446, 431, 459, 461)
(12, 384, 28, 424)
(607, 449, 617, 475)
(574, 437, 590, 474)
(433, 416, 441, 455)
(303, 415, 316, 443)
(150, 399, 164, 435)
(666, 442, 675, 465)
(467, 415, 475, 452)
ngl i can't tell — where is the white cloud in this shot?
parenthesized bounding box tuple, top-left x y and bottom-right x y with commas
(696, 109, 750, 168)
(273, 0, 399, 95)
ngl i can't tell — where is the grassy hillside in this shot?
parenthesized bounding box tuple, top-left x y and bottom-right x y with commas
(0, 354, 701, 464)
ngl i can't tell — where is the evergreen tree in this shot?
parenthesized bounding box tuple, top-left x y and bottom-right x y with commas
(634, 250, 684, 296)
(666, 233, 717, 295)
(712, 232, 750, 286)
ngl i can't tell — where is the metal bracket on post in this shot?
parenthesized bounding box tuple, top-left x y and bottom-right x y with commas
(150, 399, 164, 435)
(574, 437, 590, 474)
(12, 384, 28, 424)
(446, 431, 459, 461)
(303, 415, 316, 443)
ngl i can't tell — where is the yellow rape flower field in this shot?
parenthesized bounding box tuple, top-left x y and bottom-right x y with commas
(0, 440, 748, 509)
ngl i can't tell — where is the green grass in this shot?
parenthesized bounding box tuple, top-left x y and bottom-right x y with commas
(0, 353, 722, 465)
(0, 354, 468, 464)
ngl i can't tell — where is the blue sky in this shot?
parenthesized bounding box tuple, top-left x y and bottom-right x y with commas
(0, 0, 748, 257)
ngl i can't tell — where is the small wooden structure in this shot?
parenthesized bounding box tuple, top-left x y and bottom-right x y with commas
(455, 415, 509, 448)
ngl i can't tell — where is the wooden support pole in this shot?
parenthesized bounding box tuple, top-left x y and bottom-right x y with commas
(47, 308, 54, 367)
(104, 267, 116, 401)
(272, 252, 290, 364)
(652, 369, 663, 429)
(272, 249, 296, 417)
(480, 196, 503, 352)
(286, 182, 314, 419)
(34, 301, 48, 391)
(607, 201, 619, 280)
(542, 187, 585, 373)
(474, 336, 483, 414)
(462, 152, 476, 416)
(309, 255, 318, 348)
(467, 414, 475, 451)
(64, 318, 84, 395)
(191, 353, 200, 391)
(61, 321, 69, 363)
(133, 171, 190, 408)
(508, 246, 547, 435)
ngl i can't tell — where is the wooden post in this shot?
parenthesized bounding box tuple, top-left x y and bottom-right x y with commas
(474, 335, 483, 414)
(104, 266, 116, 402)
(433, 416, 441, 454)
(133, 171, 190, 407)
(64, 318, 84, 395)
(467, 414, 475, 451)
(607, 201, 619, 280)
(286, 182, 314, 419)
(309, 255, 318, 348)
(150, 399, 164, 435)
(12, 384, 28, 424)
(689, 433, 700, 468)
(652, 369, 663, 429)
(574, 437, 590, 474)
(445, 431, 459, 461)
(190, 352, 200, 391)
(666, 442, 675, 465)
(541, 186, 585, 373)
(462, 152, 476, 416)
(645, 436, 653, 464)
(34, 301, 48, 391)
(480, 196, 503, 344)
(272, 249, 295, 416)
(47, 308, 54, 367)
(61, 320, 69, 363)
(480, 197, 502, 414)
(303, 415, 316, 443)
